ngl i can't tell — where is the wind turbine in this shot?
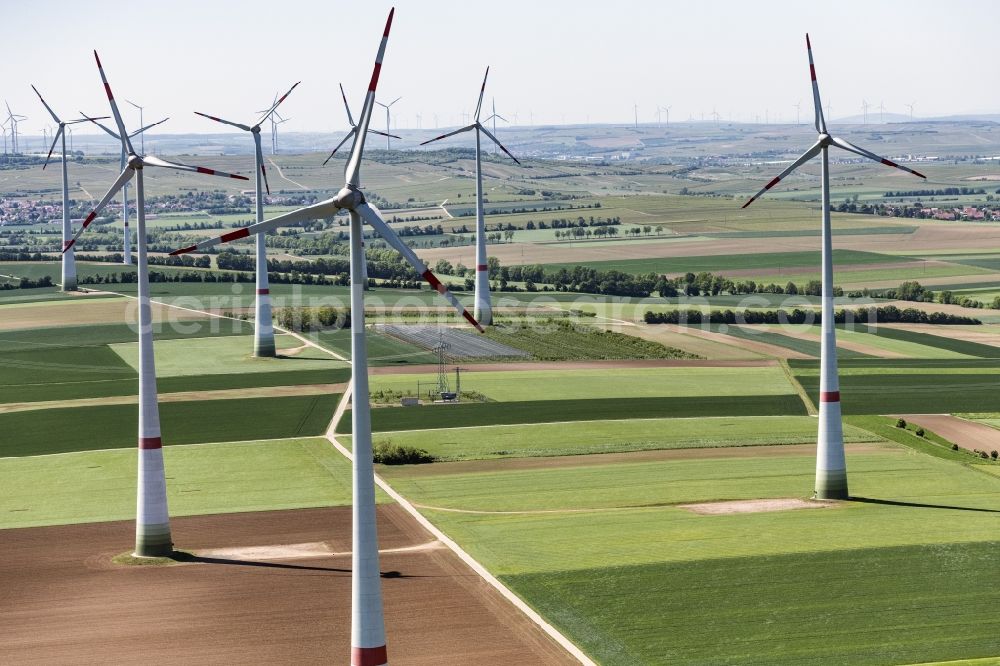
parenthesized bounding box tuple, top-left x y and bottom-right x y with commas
(793, 100, 802, 125)
(64, 51, 248, 557)
(906, 101, 916, 121)
(861, 99, 870, 125)
(81, 113, 168, 265)
(420, 66, 521, 327)
(125, 99, 145, 153)
(31, 85, 107, 291)
(259, 93, 290, 154)
(322, 84, 399, 292)
(483, 97, 509, 155)
(5, 102, 27, 153)
(740, 34, 925, 500)
(170, 12, 482, 663)
(194, 82, 300, 358)
(374, 96, 401, 149)
(633, 102, 639, 128)
(879, 100, 885, 124)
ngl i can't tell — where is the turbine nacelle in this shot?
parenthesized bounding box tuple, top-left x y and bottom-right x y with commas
(128, 154, 143, 169)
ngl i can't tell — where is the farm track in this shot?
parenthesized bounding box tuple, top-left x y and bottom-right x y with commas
(370, 358, 777, 375)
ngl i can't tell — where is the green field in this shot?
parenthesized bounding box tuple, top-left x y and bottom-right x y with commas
(542, 249, 913, 276)
(341, 394, 808, 433)
(369, 365, 797, 402)
(0, 437, 382, 529)
(380, 444, 1000, 665)
(483, 321, 698, 360)
(356, 416, 877, 461)
(0, 394, 338, 457)
(109, 334, 347, 377)
(792, 359, 1000, 414)
(711, 324, 871, 359)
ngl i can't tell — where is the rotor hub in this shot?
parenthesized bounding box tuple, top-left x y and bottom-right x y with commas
(128, 154, 143, 169)
(818, 133, 832, 147)
(333, 185, 365, 210)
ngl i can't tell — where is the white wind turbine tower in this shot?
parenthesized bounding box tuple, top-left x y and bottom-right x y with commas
(420, 66, 522, 327)
(170, 12, 483, 662)
(194, 81, 300, 358)
(741, 34, 925, 500)
(31, 85, 107, 291)
(906, 101, 916, 121)
(5, 102, 27, 153)
(64, 51, 249, 557)
(125, 99, 145, 153)
(81, 113, 168, 265)
(794, 100, 802, 125)
(374, 96, 401, 149)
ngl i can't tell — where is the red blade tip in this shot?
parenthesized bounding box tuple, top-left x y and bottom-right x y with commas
(170, 245, 197, 256)
(384, 7, 394, 36)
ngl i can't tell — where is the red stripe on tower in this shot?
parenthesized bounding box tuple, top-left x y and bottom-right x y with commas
(221, 228, 251, 243)
(476, 264, 488, 271)
(352, 645, 387, 666)
(139, 437, 163, 450)
(63, 240, 72, 251)
(256, 288, 269, 295)
(820, 391, 840, 403)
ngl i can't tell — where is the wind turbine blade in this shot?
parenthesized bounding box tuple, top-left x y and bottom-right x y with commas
(339, 83, 356, 127)
(368, 129, 401, 139)
(494, 114, 509, 123)
(830, 136, 926, 179)
(64, 166, 135, 252)
(65, 116, 109, 125)
(194, 111, 252, 132)
(806, 34, 826, 133)
(42, 126, 63, 170)
(345, 7, 394, 187)
(93, 51, 134, 154)
(30, 85, 61, 124)
(741, 139, 823, 208)
(142, 155, 249, 180)
(478, 124, 520, 164)
(419, 124, 476, 145)
(170, 199, 339, 255)
(253, 132, 270, 195)
(129, 116, 169, 138)
(322, 129, 357, 166)
(355, 201, 483, 331)
(474, 66, 490, 121)
(256, 81, 301, 125)
(79, 112, 120, 140)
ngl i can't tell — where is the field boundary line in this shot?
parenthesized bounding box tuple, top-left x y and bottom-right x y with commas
(325, 385, 595, 666)
(0, 434, 331, 461)
(266, 157, 309, 190)
(780, 359, 817, 415)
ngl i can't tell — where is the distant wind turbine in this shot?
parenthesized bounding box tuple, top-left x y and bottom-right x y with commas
(740, 34, 926, 500)
(31, 85, 107, 291)
(194, 81, 301, 358)
(375, 96, 401, 149)
(421, 66, 522, 327)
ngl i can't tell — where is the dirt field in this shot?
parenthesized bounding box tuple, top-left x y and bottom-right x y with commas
(895, 414, 1000, 453)
(0, 505, 575, 665)
(885, 323, 1000, 347)
(657, 324, 812, 359)
(617, 323, 764, 360)
(678, 498, 837, 515)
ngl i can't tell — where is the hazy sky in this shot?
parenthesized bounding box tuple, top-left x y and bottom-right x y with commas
(4, 0, 998, 136)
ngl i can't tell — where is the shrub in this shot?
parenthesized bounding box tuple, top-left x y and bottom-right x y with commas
(952, 444, 959, 451)
(915, 427, 925, 437)
(372, 440, 435, 465)
(992, 450, 998, 461)
(980, 451, 990, 460)
(895, 418, 907, 429)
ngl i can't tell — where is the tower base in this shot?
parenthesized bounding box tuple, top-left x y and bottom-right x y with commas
(815, 469, 849, 500)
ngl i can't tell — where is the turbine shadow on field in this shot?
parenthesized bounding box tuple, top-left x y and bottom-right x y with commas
(170, 551, 351, 573)
(850, 496, 1000, 514)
